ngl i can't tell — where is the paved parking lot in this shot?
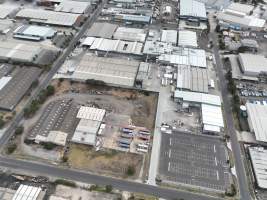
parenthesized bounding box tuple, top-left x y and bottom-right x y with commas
(159, 131, 230, 192)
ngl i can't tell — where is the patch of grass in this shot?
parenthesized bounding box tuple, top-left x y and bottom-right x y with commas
(126, 165, 136, 176)
(54, 179, 76, 187)
(6, 143, 17, 154)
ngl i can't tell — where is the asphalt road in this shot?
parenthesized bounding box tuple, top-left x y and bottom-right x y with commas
(210, 32, 251, 200)
(0, 156, 223, 200)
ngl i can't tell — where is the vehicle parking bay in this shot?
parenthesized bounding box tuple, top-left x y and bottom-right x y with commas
(159, 131, 230, 192)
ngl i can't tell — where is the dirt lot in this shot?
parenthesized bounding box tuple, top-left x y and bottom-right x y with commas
(68, 144, 143, 179)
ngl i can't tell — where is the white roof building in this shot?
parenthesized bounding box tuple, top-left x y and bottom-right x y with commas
(12, 185, 42, 200)
(113, 27, 147, 43)
(0, 6, 19, 19)
(72, 106, 106, 146)
(239, 53, 267, 77)
(174, 90, 221, 106)
(225, 2, 254, 16)
(13, 25, 56, 40)
(16, 8, 81, 27)
(82, 37, 96, 46)
(178, 30, 198, 47)
(179, 0, 207, 20)
(55, 0, 91, 14)
(161, 30, 177, 45)
(248, 146, 267, 189)
(86, 23, 118, 38)
(246, 103, 267, 143)
(90, 38, 143, 55)
(159, 48, 207, 68)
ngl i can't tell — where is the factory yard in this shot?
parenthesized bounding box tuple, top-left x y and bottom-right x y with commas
(159, 131, 231, 192)
(9, 80, 157, 179)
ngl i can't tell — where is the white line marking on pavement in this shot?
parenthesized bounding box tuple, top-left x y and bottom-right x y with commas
(169, 138, 172, 146)
(214, 145, 216, 153)
(168, 162, 171, 171)
(215, 157, 217, 166)
(216, 171, 219, 180)
(169, 149, 171, 158)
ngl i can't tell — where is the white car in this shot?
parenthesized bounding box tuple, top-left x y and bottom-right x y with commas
(264, 35, 267, 39)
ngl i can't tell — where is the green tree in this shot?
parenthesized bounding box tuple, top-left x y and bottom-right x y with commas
(105, 185, 113, 193)
(15, 126, 24, 135)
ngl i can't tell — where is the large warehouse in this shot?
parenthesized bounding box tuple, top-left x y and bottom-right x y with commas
(158, 48, 207, 68)
(248, 146, 267, 189)
(0, 6, 19, 19)
(178, 30, 198, 47)
(85, 22, 118, 38)
(113, 27, 147, 43)
(16, 8, 82, 27)
(54, 0, 91, 14)
(161, 30, 177, 45)
(238, 53, 267, 77)
(71, 54, 140, 87)
(13, 25, 56, 41)
(179, 0, 207, 21)
(176, 65, 209, 93)
(72, 106, 106, 146)
(0, 41, 43, 63)
(246, 102, 267, 143)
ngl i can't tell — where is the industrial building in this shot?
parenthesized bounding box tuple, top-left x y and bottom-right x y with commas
(72, 106, 106, 146)
(179, 0, 207, 21)
(143, 41, 174, 56)
(174, 90, 223, 133)
(16, 8, 82, 27)
(246, 103, 267, 143)
(54, 0, 91, 14)
(161, 30, 177, 45)
(135, 62, 151, 88)
(0, 67, 41, 111)
(0, 19, 13, 35)
(248, 146, 267, 189)
(238, 53, 267, 77)
(102, 7, 153, 16)
(159, 48, 207, 68)
(89, 38, 143, 55)
(114, 14, 151, 24)
(85, 22, 118, 38)
(176, 65, 209, 93)
(113, 27, 147, 42)
(0, 6, 19, 19)
(217, 3, 265, 30)
(71, 54, 140, 87)
(178, 30, 198, 47)
(13, 25, 57, 41)
(12, 184, 44, 200)
(0, 41, 43, 63)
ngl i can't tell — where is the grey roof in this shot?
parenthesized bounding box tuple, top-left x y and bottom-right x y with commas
(16, 8, 81, 26)
(246, 103, 267, 143)
(86, 22, 118, 38)
(0, 67, 41, 111)
(0, 19, 13, 33)
(113, 27, 147, 42)
(176, 65, 209, 93)
(248, 146, 267, 189)
(0, 6, 19, 19)
(13, 25, 56, 40)
(239, 53, 267, 75)
(180, 0, 207, 19)
(178, 30, 197, 47)
(72, 54, 139, 87)
(55, 0, 91, 14)
(226, 3, 254, 15)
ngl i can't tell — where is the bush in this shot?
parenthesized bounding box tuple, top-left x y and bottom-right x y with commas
(0, 118, 5, 129)
(105, 185, 113, 193)
(6, 143, 17, 154)
(15, 126, 24, 135)
(46, 85, 55, 96)
(54, 179, 76, 187)
(41, 142, 57, 150)
(126, 165, 135, 176)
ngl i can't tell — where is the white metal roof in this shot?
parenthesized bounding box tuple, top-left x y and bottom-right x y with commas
(12, 185, 41, 200)
(159, 48, 207, 68)
(161, 30, 177, 44)
(174, 90, 221, 106)
(14, 25, 56, 38)
(47, 131, 68, 146)
(77, 106, 105, 121)
(82, 37, 96, 46)
(246, 103, 267, 143)
(180, 0, 207, 19)
(0, 76, 12, 90)
(178, 30, 197, 47)
(248, 146, 267, 189)
(16, 8, 80, 26)
(226, 3, 254, 15)
(113, 27, 147, 42)
(86, 23, 118, 38)
(201, 104, 224, 128)
(0, 6, 19, 19)
(239, 53, 267, 75)
(55, 0, 91, 14)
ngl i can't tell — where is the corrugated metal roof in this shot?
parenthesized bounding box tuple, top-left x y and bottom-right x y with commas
(246, 103, 267, 143)
(12, 185, 41, 200)
(178, 30, 197, 47)
(239, 53, 267, 75)
(113, 27, 147, 42)
(0, 6, 18, 19)
(201, 104, 224, 128)
(161, 30, 177, 44)
(77, 106, 105, 121)
(55, 0, 91, 14)
(180, 0, 207, 19)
